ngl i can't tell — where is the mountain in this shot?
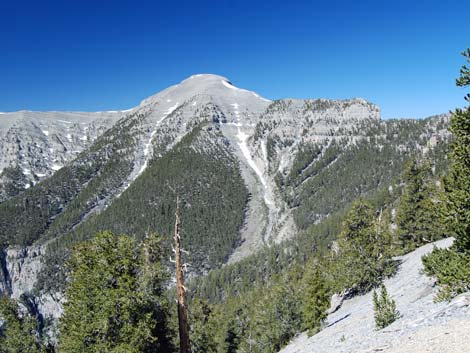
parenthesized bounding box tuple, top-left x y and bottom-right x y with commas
(0, 74, 451, 321)
(0, 110, 124, 201)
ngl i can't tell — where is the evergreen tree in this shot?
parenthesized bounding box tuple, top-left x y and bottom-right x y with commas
(0, 296, 44, 353)
(221, 306, 246, 353)
(395, 159, 444, 251)
(335, 200, 395, 293)
(263, 280, 303, 351)
(232, 272, 303, 353)
(302, 266, 330, 336)
(422, 247, 470, 301)
(422, 49, 470, 301)
(59, 231, 173, 353)
(189, 299, 218, 353)
(373, 284, 400, 330)
(444, 48, 470, 253)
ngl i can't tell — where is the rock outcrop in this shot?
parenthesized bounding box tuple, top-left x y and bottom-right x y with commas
(0, 245, 63, 320)
(0, 110, 122, 201)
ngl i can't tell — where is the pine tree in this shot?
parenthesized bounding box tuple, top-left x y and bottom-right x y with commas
(395, 159, 444, 251)
(336, 200, 395, 293)
(302, 266, 330, 336)
(0, 296, 45, 353)
(444, 48, 470, 253)
(266, 280, 303, 350)
(58, 231, 173, 353)
(189, 299, 218, 353)
(373, 284, 400, 330)
(221, 305, 247, 353)
(422, 247, 470, 301)
(422, 49, 470, 301)
(237, 279, 302, 353)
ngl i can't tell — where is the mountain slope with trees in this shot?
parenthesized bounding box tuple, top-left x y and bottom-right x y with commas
(0, 74, 457, 351)
(279, 238, 469, 353)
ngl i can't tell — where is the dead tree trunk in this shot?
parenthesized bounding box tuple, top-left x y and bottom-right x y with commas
(174, 196, 192, 353)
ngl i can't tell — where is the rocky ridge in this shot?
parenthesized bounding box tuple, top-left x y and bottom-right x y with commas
(0, 110, 123, 201)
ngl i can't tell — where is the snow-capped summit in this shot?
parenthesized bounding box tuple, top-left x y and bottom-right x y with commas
(138, 74, 271, 115)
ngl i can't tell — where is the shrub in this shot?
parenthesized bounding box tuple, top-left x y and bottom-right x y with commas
(422, 247, 470, 301)
(373, 284, 400, 329)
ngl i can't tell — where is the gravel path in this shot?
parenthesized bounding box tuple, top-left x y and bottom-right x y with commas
(279, 238, 470, 353)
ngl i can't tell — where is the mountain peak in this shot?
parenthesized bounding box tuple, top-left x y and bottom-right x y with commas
(184, 73, 230, 82)
(139, 74, 271, 108)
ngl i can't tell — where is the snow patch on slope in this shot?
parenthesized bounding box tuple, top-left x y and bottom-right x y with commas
(134, 102, 180, 178)
(164, 102, 179, 116)
(231, 103, 241, 119)
(222, 80, 272, 103)
(236, 129, 273, 206)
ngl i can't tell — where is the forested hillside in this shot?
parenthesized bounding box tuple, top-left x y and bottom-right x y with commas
(277, 115, 449, 229)
(37, 122, 249, 292)
(0, 112, 143, 247)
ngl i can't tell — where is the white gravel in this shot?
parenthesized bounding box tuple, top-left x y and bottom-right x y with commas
(279, 238, 470, 353)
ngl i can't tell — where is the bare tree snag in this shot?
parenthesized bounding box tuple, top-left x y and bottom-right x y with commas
(174, 196, 192, 353)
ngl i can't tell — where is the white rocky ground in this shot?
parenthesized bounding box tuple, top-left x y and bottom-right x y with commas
(280, 238, 470, 353)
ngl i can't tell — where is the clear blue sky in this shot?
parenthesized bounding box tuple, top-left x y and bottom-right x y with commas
(0, 0, 468, 118)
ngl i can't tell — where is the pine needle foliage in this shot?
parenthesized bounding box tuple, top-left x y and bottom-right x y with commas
(58, 231, 173, 353)
(334, 200, 396, 294)
(302, 266, 330, 336)
(0, 296, 45, 353)
(188, 299, 218, 353)
(422, 248, 470, 301)
(422, 49, 470, 301)
(444, 49, 470, 253)
(373, 284, 400, 330)
(395, 158, 445, 251)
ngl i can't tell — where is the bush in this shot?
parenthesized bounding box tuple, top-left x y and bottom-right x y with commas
(422, 247, 470, 301)
(373, 284, 400, 330)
